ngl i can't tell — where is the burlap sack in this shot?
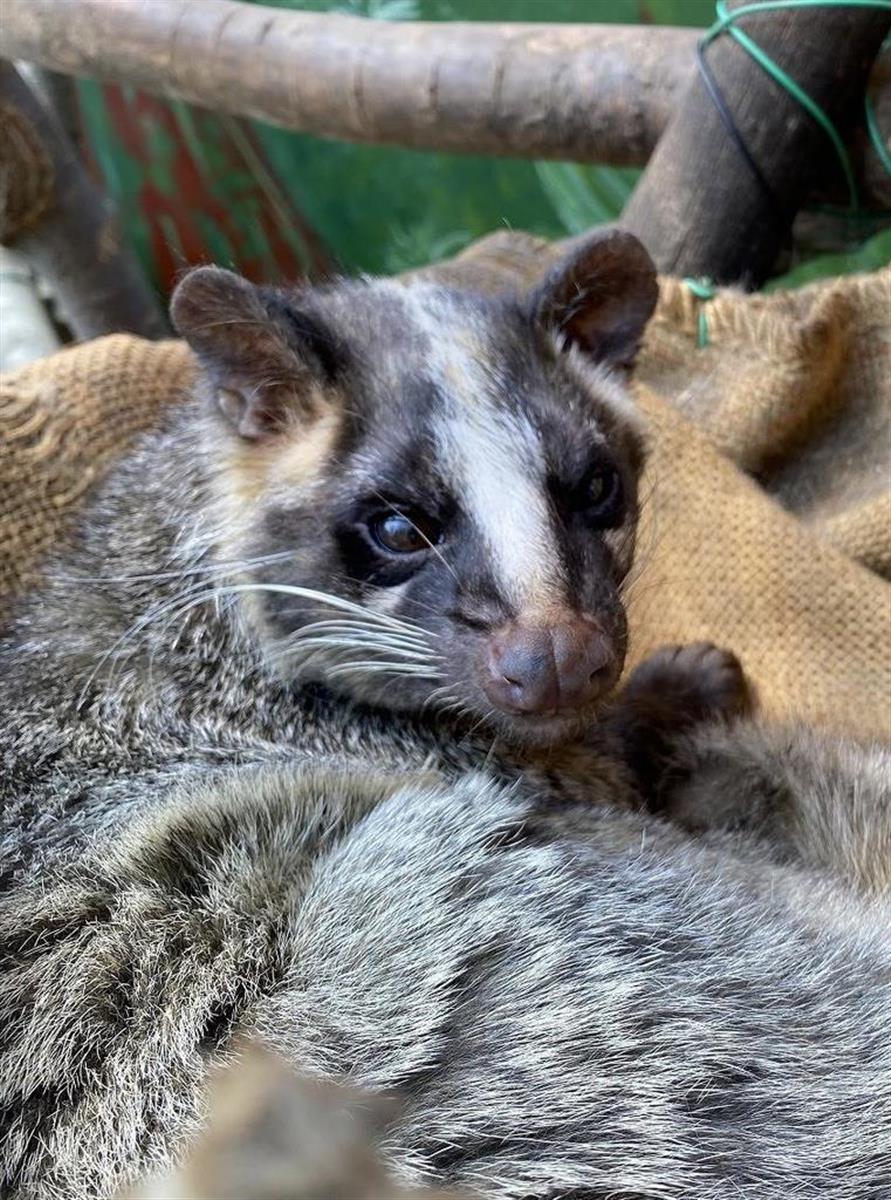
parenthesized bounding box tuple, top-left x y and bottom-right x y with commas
(2, 234, 889, 740)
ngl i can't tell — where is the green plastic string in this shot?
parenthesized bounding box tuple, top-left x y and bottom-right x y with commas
(866, 92, 891, 177)
(702, 0, 891, 212)
(683, 277, 717, 347)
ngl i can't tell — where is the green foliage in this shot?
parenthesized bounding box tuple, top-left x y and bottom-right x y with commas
(535, 163, 640, 234)
(766, 227, 891, 291)
(336, 0, 420, 18)
(643, 0, 716, 24)
(232, 0, 707, 274)
(249, 133, 556, 274)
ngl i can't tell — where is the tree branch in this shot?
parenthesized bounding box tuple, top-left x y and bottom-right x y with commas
(2, 0, 888, 290)
(620, 1, 891, 285)
(0, 0, 698, 167)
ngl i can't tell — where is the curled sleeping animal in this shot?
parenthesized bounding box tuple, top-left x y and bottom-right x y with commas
(1, 231, 889, 1199)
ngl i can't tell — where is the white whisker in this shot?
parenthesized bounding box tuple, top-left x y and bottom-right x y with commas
(279, 619, 434, 655)
(283, 635, 441, 664)
(77, 578, 445, 709)
(327, 662, 440, 677)
(225, 582, 436, 638)
(49, 550, 294, 588)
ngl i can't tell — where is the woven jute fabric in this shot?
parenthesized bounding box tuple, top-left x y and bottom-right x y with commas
(2, 234, 889, 740)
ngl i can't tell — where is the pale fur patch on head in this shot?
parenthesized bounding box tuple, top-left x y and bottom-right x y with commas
(210, 403, 341, 552)
(404, 287, 566, 614)
(366, 580, 410, 616)
(199, 399, 343, 641)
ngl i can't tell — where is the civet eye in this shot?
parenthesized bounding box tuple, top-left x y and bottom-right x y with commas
(370, 510, 442, 555)
(581, 464, 623, 526)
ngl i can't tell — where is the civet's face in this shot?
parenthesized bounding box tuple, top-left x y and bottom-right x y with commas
(171, 232, 657, 745)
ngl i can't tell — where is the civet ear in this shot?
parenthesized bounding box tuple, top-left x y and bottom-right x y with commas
(532, 229, 659, 369)
(171, 266, 343, 440)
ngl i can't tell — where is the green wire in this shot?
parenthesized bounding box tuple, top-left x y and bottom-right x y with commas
(705, 0, 891, 37)
(685, 1, 891, 339)
(702, 0, 891, 212)
(866, 92, 891, 176)
(683, 277, 717, 347)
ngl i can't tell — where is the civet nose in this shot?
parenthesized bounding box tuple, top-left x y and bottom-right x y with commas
(483, 617, 615, 716)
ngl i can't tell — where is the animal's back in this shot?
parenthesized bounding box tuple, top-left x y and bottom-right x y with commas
(1, 753, 889, 1199)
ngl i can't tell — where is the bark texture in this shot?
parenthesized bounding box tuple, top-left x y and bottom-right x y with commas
(0, 0, 699, 166)
(621, 1, 891, 285)
(0, 62, 168, 340)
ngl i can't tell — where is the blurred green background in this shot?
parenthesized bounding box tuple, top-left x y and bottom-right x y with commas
(73, 0, 890, 294)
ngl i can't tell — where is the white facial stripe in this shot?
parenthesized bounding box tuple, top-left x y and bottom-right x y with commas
(438, 405, 562, 610)
(400, 287, 564, 611)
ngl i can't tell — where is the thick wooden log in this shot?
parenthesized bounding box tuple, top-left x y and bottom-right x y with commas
(2, 0, 888, 291)
(0, 0, 698, 167)
(0, 61, 168, 340)
(621, 1, 891, 285)
(2, 0, 887, 206)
